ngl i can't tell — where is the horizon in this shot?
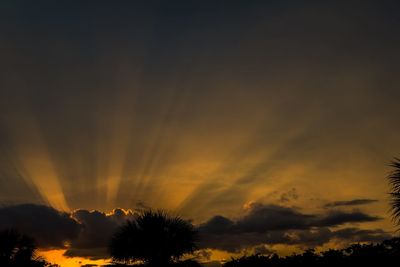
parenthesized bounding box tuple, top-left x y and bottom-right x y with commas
(1, 1, 400, 266)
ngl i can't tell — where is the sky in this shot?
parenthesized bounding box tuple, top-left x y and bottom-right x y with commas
(0, 0, 400, 266)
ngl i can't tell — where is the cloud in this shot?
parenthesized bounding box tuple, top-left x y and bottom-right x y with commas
(199, 204, 380, 235)
(235, 204, 315, 232)
(197, 216, 235, 234)
(324, 199, 378, 208)
(0, 203, 389, 257)
(0, 204, 80, 248)
(197, 203, 386, 252)
(252, 244, 275, 255)
(332, 228, 392, 243)
(66, 208, 135, 259)
(315, 210, 379, 227)
(0, 204, 134, 259)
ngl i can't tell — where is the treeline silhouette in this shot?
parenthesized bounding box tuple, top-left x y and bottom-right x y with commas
(223, 238, 400, 267)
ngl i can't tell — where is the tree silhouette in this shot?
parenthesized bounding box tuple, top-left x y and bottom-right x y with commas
(388, 158, 400, 227)
(0, 229, 55, 267)
(109, 209, 197, 266)
(222, 238, 400, 267)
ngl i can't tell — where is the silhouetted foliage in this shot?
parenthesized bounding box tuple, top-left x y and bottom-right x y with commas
(109, 210, 197, 266)
(222, 238, 400, 267)
(389, 158, 400, 227)
(0, 229, 58, 267)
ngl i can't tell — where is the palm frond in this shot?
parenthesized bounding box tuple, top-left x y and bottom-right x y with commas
(388, 158, 400, 226)
(109, 209, 197, 265)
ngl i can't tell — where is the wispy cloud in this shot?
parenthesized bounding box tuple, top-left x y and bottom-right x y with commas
(324, 199, 378, 208)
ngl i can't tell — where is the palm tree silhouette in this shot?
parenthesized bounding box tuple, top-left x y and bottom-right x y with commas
(0, 229, 44, 267)
(109, 209, 197, 266)
(388, 158, 400, 227)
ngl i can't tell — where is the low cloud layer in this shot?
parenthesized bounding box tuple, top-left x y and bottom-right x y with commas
(0, 203, 391, 258)
(198, 203, 388, 252)
(0, 204, 134, 259)
(0, 204, 80, 248)
(199, 204, 380, 235)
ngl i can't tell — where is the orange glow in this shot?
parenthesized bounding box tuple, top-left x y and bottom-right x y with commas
(39, 249, 110, 267)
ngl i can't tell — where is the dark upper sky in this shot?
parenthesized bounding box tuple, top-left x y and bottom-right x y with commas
(0, 0, 400, 263)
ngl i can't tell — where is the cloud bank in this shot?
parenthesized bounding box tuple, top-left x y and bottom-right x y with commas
(0, 203, 391, 258)
(0, 204, 80, 248)
(0, 204, 134, 259)
(197, 203, 389, 252)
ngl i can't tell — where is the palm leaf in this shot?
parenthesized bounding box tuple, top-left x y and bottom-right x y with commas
(388, 158, 400, 226)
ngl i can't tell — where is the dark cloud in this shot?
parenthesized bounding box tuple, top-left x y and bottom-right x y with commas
(67, 208, 135, 259)
(235, 204, 315, 232)
(331, 228, 391, 243)
(197, 216, 235, 234)
(0, 204, 134, 259)
(324, 199, 378, 208)
(0, 203, 390, 256)
(315, 210, 380, 227)
(197, 203, 385, 252)
(0, 204, 80, 248)
(199, 204, 380, 235)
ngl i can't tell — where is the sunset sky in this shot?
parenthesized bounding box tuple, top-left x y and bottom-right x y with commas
(1, 1, 400, 266)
